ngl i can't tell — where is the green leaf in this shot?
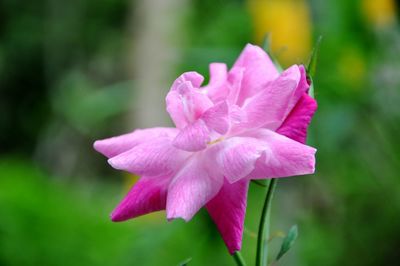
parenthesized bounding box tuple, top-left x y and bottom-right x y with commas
(276, 225, 299, 260)
(262, 33, 272, 54)
(178, 257, 192, 266)
(308, 75, 315, 99)
(306, 35, 323, 78)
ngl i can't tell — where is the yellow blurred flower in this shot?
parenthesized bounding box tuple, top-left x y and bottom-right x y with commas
(362, 0, 397, 28)
(247, 0, 312, 66)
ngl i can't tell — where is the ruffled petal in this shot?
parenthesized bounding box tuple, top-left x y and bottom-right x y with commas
(111, 175, 170, 221)
(206, 179, 249, 254)
(202, 101, 229, 135)
(231, 44, 279, 105)
(209, 63, 228, 84)
(166, 155, 223, 221)
(166, 72, 212, 129)
(248, 129, 316, 179)
(166, 90, 188, 129)
(172, 119, 210, 152)
(277, 93, 317, 144)
(202, 63, 229, 102)
(93, 127, 178, 158)
(108, 137, 189, 176)
(227, 67, 244, 105)
(241, 65, 301, 130)
(172, 101, 229, 152)
(171, 71, 204, 90)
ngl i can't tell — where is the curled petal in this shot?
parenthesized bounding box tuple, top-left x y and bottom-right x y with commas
(93, 127, 178, 158)
(166, 156, 223, 221)
(277, 93, 317, 144)
(108, 137, 189, 176)
(289, 65, 310, 111)
(203, 63, 229, 102)
(166, 90, 187, 128)
(206, 179, 249, 254)
(111, 175, 170, 221)
(171, 71, 204, 90)
(166, 73, 213, 129)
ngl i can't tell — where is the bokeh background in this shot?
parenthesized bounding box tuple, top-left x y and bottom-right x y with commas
(1, 0, 400, 265)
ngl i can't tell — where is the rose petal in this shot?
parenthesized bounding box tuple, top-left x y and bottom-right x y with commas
(108, 137, 189, 176)
(241, 65, 301, 130)
(277, 93, 317, 144)
(111, 175, 170, 221)
(166, 155, 223, 221)
(231, 44, 279, 105)
(247, 129, 316, 179)
(211, 137, 266, 184)
(227, 67, 244, 105)
(171, 71, 204, 90)
(172, 119, 210, 152)
(202, 101, 229, 135)
(288, 65, 310, 111)
(166, 73, 212, 129)
(202, 63, 229, 102)
(206, 179, 249, 254)
(93, 127, 178, 158)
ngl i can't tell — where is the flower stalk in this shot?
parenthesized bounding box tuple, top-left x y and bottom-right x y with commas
(232, 251, 247, 266)
(256, 178, 278, 266)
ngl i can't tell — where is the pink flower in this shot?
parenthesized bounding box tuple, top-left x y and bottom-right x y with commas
(94, 44, 317, 254)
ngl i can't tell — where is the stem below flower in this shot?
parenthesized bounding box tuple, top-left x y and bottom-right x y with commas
(232, 251, 247, 266)
(256, 178, 278, 266)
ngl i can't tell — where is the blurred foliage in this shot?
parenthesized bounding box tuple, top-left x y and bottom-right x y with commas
(1, 0, 400, 265)
(0, 0, 129, 154)
(0, 158, 237, 265)
(0, 158, 136, 266)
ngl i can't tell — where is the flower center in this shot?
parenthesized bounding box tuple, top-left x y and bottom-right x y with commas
(207, 137, 224, 145)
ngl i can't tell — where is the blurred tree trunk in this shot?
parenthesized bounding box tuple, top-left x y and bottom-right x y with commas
(127, 0, 189, 127)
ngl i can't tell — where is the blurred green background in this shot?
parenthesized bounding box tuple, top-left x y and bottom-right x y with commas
(1, 0, 400, 265)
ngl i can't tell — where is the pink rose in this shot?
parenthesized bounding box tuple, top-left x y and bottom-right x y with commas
(94, 44, 317, 254)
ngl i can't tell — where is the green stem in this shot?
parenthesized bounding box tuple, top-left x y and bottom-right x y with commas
(232, 251, 246, 266)
(256, 178, 278, 266)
